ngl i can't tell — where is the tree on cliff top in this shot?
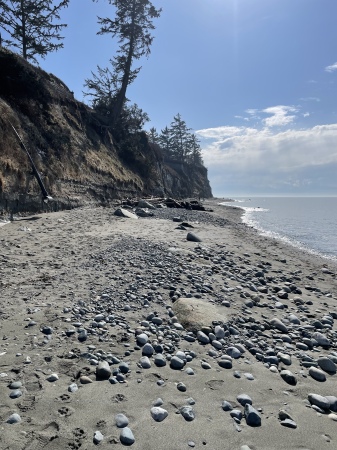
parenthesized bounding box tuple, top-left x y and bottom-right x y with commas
(89, 0, 161, 126)
(0, 0, 69, 62)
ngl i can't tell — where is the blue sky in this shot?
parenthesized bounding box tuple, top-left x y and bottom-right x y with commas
(3, 0, 337, 196)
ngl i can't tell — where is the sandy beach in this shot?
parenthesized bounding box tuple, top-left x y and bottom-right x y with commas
(0, 199, 336, 450)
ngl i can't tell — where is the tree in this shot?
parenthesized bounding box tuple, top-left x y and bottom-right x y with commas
(169, 113, 192, 161)
(187, 133, 204, 166)
(159, 126, 173, 158)
(0, 0, 69, 62)
(93, 0, 161, 126)
(147, 127, 159, 144)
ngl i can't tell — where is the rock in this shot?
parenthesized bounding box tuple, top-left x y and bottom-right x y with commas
(317, 357, 336, 374)
(136, 333, 148, 345)
(186, 232, 202, 242)
(46, 373, 59, 382)
(280, 370, 297, 386)
(218, 358, 232, 369)
(177, 382, 187, 392)
(9, 389, 22, 399)
(119, 362, 130, 374)
(114, 208, 138, 219)
(312, 332, 330, 347)
(6, 413, 21, 424)
(280, 419, 297, 428)
(80, 375, 93, 384)
(308, 393, 330, 410)
(277, 352, 292, 366)
(197, 331, 210, 344)
(142, 343, 154, 356)
(237, 394, 252, 406)
(226, 347, 241, 359)
(270, 318, 288, 333)
(244, 404, 261, 426)
(222, 401, 233, 411)
(278, 410, 294, 421)
(309, 367, 326, 382)
(154, 354, 167, 367)
(326, 396, 337, 412)
(150, 407, 168, 422)
(139, 356, 151, 369)
(68, 383, 79, 393)
(93, 430, 104, 444)
(137, 199, 156, 209)
(180, 406, 195, 421)
(170, 356, 185, 370)
(96, 361, 112, 380)
(120, 427, 135, 446)
(115, 413, 129, 428)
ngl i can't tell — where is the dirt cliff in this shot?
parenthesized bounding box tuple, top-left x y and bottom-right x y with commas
(0, 48, 212, 214)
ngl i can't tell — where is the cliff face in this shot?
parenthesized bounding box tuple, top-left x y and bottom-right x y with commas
(0, 48, 212, 214)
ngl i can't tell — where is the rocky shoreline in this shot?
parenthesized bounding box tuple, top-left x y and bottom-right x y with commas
(0, 199, 336, 449)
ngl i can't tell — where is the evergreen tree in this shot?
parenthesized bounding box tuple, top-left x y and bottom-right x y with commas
(169, 113, 192, 161)
(93, 0, 161, 126)
(0, 0, 69, 62)
(187, 133, 204, 165)
(84, 61, 119, 113)
(147, 127, 159, 144)
(159, 126, 173, 158)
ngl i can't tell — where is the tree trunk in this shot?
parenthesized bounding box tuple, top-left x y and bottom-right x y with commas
(111, 1, 136, 126)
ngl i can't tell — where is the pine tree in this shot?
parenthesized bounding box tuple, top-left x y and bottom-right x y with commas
(159, 126, 173, 158)
(188, 133, 204, 166)
(93, 0, 161, 126)
(0, 0, 69, 62)
(147, 127, 159, 144)
(169, 113, 192, 161)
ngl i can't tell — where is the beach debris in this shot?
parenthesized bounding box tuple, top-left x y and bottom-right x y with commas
(114, 208, 138, 219)
(186, 232, 202, 242)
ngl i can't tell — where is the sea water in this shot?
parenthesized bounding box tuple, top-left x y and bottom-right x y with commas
(220, 197, 337, 262)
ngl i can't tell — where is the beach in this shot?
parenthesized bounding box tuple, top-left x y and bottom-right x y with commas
(0, 199, 336, 450)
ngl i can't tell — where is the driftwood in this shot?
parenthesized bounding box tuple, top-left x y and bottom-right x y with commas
(120, 196, 207, 211)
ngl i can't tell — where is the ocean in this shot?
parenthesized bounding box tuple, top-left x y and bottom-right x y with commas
(220, 197, 337, 262)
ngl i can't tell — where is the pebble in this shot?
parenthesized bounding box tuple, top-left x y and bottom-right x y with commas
(280, 370, 297, 386)
(150, 407, 168, 422)
(317, 357, 336, 374)
(170, 356, 185, 370)
(96, 361, 112, 380)
(154, 354, 167, 367)
(10, 389, 22, 398)
(68, 383, 79, 393)
(139, 356, 151, 369)
(222, 401, 233, 411)
(226, 346, 241, 359)
(280, 419, 297, 428)
(136, 333, 149, 345)
(270, 318, 288, 333)
(80, 376, 93, 384)
(120, 427, 135, 446)
(237, 394, 252, 406)
(308, 393, 330, 410)
(115, 413, 129, 428)
(244, 404, 261, 426)
(93, 430, 104, 444)
(177, 382, 187, 392)
(6, 413, 21, 424)
(180, 406, 195, 421)
(197, 331, 210, 344)
(309, 367, 326, 382)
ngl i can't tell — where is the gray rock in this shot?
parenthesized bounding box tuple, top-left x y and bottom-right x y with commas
(187, 232, 202, 242)
(9, 381, 22, 389)
(120, 427, 135, 446)
(9, 389, 22, 399)
(280, 370, 297, 386)
(136, 333, 148, 345)
(230, 409, 243, 421)
(177, 382, 187, 392)
(170, 356, 185, 370)
(6, 413, 21, 424)
(277, 352, 292, 366)
(115, 413, 129, 428)
(326, 396, 337, 412)
(142, 343, 154, 356)
(309, 366, 326, 382)
(46, 373, 59, 382)
(96, 361, 112, 380)
(119, 362, 130, 374)
(312, 332, 330, 346)
(226, 346, 241, 359)
(150, 407, 168, 422)
(114, 208, 138, 219)
(280, 419, 297, 428)
(270, 318, 288, 333)
(245, 404, 261, 426)
(180, 406, 195, 421)
(317, 357, 336, 374)
(218, 359, 232, 369)
(308, 393, 330, 410)
(222, 400, 233, 411)
(93, 430, 104, 444)
(237, 394, 252, 406)
(154, 354, 167, 367)
(68, 383, 79, 393)
(197, 331, 210, 344)
(139, 356, 151, 369)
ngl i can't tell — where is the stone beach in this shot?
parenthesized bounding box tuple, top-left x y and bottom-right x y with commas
(0, 198, 337, 449)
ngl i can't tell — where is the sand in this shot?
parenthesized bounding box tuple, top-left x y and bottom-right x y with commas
(0, 199, 336, 450)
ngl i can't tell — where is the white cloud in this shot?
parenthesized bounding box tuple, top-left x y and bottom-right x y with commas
(197, 122, 337, 195)
(303, 112, 310, 117)
(262, 105, 298, 127)
(300, 97, 320, 102)
(325, 62, 337, 73)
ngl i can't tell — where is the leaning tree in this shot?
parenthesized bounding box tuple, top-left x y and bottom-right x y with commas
(0, 0, 69, 62)
(89, 0, 161, 126)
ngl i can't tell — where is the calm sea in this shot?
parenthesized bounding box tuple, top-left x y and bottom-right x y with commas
(220, 197, 337, 262)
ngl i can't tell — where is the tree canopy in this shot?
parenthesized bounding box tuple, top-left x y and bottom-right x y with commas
(0, 0, 69, 62)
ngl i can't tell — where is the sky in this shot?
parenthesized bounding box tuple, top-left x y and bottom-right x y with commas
(3, 0, 337, 196)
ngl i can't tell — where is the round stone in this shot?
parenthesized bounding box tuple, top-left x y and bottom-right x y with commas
(245, 404, 261, 426)
(6, 413, 21, 424)
(309, 367, 326, 382)
(308, 393, 330, 410)
(93, 431, 104, 444)
(180, 406, 195, 421)
(237, 394, 252, 406)
(170, 356, 185, 370)
(317, 357, 336, 374)
(96, 361, 111, 380)
(46, 373, 59, 382)
(280, 370, 297, 386)
(139, 356, 151, 369)
(115, 413, 129, 428)
(150, 407, 168, 422)
(120, 427, 135, 446)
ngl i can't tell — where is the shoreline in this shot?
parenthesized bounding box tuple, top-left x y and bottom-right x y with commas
(0, 201, 337, 449)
